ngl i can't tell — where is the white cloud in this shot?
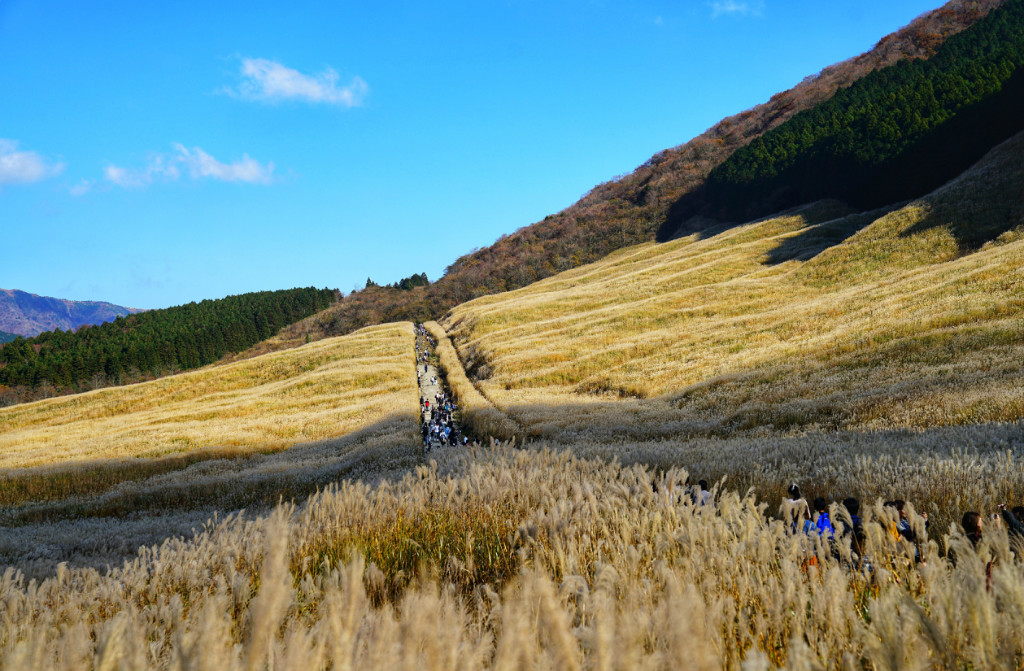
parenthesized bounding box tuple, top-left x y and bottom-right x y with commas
(228, 57, 368, 107)
(709, 0, 764, 17)
(104, 153, 181, 188)
(0, 139, 65, 185)
(104, 164, 149, 188)
(173, 144, 274, 184)
(104, 145, 273, 188)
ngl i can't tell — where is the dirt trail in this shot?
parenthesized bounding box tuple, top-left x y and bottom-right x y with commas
(415, 324, 470, 452)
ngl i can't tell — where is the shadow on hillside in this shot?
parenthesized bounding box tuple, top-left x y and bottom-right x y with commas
(664, 199, 875, 266)
(0, 413, 424, 576)
(897, 179, 1024, 253)
(0, 414, 422, 527)
(762, 206, 895, 265)
(500, 395, 850, 448)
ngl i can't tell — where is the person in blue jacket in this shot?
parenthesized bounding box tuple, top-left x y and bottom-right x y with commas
(813, 497, 834, 537)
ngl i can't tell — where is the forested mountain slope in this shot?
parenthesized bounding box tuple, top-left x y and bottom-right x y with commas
(293, 0, 1007, 341)
(0, 287, 337, 404)
(660, 0, 1024, 231)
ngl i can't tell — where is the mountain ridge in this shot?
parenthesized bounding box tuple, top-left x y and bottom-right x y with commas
(0, 289, 145, 338)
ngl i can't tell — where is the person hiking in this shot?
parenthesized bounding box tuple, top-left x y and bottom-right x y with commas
(813, 497, 834, 537)
(836, 497, 866, 560)
(697, 480, 713, 507)
(962, 511, 983, 547)
(782, 484, 811, 533)
(998, 504, 1024, 556)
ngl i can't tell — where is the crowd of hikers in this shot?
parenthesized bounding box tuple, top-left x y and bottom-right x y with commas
(415, 324, 469, 452)
(420, 386, 467, 451)
(779, 483, 1024, 553)
(681, 478, 1024, 573)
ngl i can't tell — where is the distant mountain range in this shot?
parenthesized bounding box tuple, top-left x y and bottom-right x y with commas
(0, 289, 145, 338)
(0, 331, 17, 345)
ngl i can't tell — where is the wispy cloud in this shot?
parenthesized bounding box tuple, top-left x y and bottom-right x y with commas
(103, 152, 180, 188)
(172, 144, 274, 184)
(103, 145, 273, 189)
(0, 139, 65, 186)
(709, 0, 764, 18)
(69, 180, 93, 196)
(226, 57, 368, 107)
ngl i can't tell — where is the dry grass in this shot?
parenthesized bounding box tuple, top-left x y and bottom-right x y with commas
(2, 445, 1024, 670)
(441, 132, 1024, 441)
(3, 122, 1024, 671)
(0, 323, 424, 529)
(0, 323, 416, 469)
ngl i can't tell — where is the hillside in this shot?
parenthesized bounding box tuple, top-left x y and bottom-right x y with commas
(0, 322, 419, 534)
(0, 287, 337, 405)
(0, 288, 143, 337)
(283, 0, 1008, 343)
(0, 331, 16, 345)
(440, 129, 1024, 444)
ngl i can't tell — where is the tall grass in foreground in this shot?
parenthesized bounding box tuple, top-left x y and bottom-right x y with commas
(2, 445, 1023, 670)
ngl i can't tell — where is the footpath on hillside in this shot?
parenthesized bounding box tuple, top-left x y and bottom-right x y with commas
(415, 323, 472, 452)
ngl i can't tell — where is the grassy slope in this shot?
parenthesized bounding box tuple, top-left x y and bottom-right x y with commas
(0, 322, 424, 576)
(442, 131, 1024, 442)
(0, 322, 416, 469)
(0, 322, 420, 519)
(4, 445, 1024, 671)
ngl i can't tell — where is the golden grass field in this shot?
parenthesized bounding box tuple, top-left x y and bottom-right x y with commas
(0, 322, 416, 469)
(0, 322, 422, 535)
(423, 321, 521, 441)
(442, 132, 1024, 442)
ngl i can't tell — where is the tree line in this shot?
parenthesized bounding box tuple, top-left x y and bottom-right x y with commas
(0, 287, 336, 401)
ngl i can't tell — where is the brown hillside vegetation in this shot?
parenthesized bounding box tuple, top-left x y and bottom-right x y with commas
(262, 0, 1007, 349)
(441, 130, 1024, 443)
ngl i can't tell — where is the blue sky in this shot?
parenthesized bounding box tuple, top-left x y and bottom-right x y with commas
(2, 0, 942, 309)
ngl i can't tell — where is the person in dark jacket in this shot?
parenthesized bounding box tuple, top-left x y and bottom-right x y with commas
(999, 504, 1024, 543)
(840, 497, 866, 556)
